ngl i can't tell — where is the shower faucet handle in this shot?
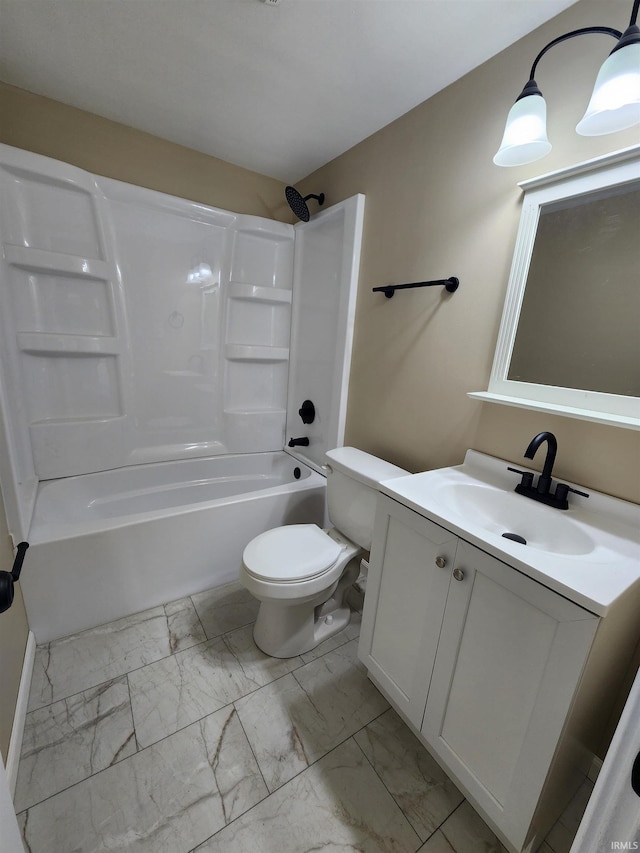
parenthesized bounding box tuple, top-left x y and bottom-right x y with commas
(298, 400, 316, 424)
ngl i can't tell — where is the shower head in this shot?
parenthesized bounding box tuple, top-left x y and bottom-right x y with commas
(285, 186, 325, 222)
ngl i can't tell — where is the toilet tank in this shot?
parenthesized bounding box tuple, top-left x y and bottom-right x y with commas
(325, 447, 408, 550)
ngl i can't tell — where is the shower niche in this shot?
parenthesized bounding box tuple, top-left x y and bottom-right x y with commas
(0, 143, 364, 541)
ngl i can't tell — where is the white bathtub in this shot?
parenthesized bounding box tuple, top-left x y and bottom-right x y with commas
(22, 452, 326, 643)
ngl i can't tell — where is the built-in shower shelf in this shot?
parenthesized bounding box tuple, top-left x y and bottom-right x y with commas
(29, 414, 126, 426)
(224, 344, 289, 362)
(17, 333, 120, 356)
(4, 245, 108, 279)
(223, 407, 287, 416)
(235, 215, 294, 241)
(228, 283, 292, 304)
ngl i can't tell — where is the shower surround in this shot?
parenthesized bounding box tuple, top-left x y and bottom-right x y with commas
(0, 143, 364, 641)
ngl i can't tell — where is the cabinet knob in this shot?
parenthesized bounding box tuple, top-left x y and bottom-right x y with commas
(435, 556, 447, 569)
(453, 568, 465, 582)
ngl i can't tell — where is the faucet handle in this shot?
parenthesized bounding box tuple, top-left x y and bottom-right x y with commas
(507, 467, 534, 489)
(554, 483, 590, 503)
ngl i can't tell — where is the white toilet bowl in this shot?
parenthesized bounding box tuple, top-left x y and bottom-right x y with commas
(240, 524, 361, 658)
(240, 447, 409, 659)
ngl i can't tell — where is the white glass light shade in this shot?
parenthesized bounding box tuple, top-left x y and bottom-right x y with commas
(493, 94, 552, 167)
(577, 42, 640, 135)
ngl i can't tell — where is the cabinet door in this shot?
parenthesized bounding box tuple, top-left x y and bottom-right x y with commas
(421, 540, 598, 849)
(359, 494, 457, 729)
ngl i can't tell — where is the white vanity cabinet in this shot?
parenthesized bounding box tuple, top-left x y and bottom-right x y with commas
(421, 538, 599, 850)
(359, 494, 603, 853)
(359, 496, 458, 729)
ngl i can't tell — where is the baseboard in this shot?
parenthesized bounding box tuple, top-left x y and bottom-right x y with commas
(6, 630, 35, 797)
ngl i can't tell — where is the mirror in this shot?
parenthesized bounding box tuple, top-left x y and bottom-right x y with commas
(470, 145, 640, 430)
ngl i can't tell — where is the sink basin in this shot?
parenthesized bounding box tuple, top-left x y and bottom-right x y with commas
(433, 482, 595, 555)
(378, 449, 640, 616)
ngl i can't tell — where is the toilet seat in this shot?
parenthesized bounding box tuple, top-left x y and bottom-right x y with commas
(242, 524, 344, 583)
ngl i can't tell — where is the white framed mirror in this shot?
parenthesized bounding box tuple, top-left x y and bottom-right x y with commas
(470, 144, 640, 430)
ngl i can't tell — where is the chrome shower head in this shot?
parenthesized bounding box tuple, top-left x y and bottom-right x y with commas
(285, 186, 325, 222)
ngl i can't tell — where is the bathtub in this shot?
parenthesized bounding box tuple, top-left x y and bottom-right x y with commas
(22, 452, 326, 643)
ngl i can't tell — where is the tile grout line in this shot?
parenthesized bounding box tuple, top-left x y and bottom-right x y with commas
(17, 689, 270, 818)
(350, 728, 424, 851)
(188, 593, 209, 640)
(28, 616, 260, 714)
(18, 620, 364, 816)
(226, 701, 391, 804)
(188, 734, 396, 853)
(183, 628, 375, 850)
(231, 701, 270, 797)
(434, 799, 467, 853)
(129, 627, 363, 751)
(27, 588, 358, 713)
(27, 589, 256, 711)
(16, 674, 139, 812)
(18, 589, 589, 853)
(125, 670, 141, 755)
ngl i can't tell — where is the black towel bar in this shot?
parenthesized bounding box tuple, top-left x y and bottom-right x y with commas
(372, 277, 459, 298)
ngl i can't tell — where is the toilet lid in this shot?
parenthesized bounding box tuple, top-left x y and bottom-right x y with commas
(243, 524, 344, 582)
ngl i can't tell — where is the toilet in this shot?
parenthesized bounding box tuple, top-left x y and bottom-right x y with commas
(240, 446, 408, 658)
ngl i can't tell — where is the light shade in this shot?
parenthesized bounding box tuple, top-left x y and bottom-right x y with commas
(493, 94, 552, 167)
(576, 40, 640, 135)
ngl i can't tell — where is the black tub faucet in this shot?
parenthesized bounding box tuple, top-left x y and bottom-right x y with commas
(288, 437, 309, 447)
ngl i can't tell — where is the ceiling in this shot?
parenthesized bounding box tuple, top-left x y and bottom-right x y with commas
(0, 0, 579, 183)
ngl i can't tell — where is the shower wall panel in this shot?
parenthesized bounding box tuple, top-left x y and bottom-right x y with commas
(97, 177, 236, 465)
(285, 194, 364, 472)
(0, 146, 134, 491)
(224, 217, 294, 452)
(0, 144, 294, 530)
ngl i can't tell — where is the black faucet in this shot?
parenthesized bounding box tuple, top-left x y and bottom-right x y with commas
(524, 431, 557, 496)
(288, 437, 309, 447)
(508, 431, 589, 510)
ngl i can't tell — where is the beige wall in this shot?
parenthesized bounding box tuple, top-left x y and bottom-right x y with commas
(299, 0, 640, 504)
(0, 81, 290, 221)
(0, 489, 29, 762)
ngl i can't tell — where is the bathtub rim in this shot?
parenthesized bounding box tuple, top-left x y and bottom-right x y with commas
(28, 453, 326, 545)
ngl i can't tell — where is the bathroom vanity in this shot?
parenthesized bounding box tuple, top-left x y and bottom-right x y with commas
(358, 450, 640, 853)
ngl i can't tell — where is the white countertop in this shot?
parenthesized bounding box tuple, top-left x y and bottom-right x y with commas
(378, 450, 640, 616)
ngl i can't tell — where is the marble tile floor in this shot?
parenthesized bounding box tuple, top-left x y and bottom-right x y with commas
(14, 581, 592, 853)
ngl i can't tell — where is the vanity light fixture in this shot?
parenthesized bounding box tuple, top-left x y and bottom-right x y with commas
(494, 0, 640, 167)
